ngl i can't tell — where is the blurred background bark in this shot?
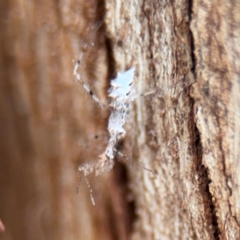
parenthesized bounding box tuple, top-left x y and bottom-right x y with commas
(0, 0, 239, 240)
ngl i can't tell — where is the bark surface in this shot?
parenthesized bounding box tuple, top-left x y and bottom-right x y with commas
(0, 0, 239, 240)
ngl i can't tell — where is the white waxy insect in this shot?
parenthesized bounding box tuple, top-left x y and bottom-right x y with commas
(95, 67, 135, 175)
(74, 53, 157, 204)
(74, 62, 136, 205)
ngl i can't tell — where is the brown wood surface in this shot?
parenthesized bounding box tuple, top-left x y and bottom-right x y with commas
(0, 0, 239, 240)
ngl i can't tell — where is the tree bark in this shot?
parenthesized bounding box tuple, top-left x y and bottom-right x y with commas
(0, 0, 239, 240)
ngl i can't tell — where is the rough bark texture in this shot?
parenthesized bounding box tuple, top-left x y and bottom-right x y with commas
(104, 0, 215, 239)
(0, 0, 239, 240)
(191, 1, 240, 239)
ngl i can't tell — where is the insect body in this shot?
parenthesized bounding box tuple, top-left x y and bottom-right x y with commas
(95, 67, 135, 175)
(75, 65, 135, 204)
